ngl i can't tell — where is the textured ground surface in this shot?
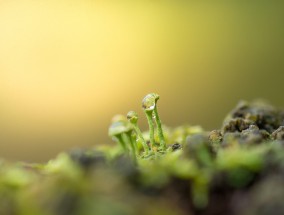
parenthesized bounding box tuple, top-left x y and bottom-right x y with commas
(1, 101, 284, 215)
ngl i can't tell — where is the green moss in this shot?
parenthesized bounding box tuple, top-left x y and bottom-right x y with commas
(1, 97, 284, 215)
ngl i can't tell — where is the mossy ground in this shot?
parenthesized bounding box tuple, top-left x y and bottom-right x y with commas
(1, 100, 284, 215)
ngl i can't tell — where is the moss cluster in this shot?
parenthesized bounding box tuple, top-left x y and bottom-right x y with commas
(1, 96, 284, 215)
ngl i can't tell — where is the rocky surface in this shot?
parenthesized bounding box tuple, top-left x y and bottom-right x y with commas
(1, 101, 284, 215)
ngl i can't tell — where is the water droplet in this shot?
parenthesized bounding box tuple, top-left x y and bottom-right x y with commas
(148, 104, 155, 111)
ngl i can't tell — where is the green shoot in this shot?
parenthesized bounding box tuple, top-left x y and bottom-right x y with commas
(127, 111, 149, 154)
(142, 93, 166, 151)
(108, 115, 136, 161)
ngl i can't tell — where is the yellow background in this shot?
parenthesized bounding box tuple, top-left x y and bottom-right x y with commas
(0, 1, 284, 161)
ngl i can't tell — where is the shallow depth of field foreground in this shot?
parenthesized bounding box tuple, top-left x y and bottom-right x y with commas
(1, 94, 284, 215)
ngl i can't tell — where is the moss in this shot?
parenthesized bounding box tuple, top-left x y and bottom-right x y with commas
(1, 97, 284, 215)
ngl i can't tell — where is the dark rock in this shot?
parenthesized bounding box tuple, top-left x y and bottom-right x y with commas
(272, 126, 284, 141)
(224, 101, 284, 133)
(69, 148, 106, 169)
(222, 118, 254, 133)
(171, 143, 182, 151)
(241, 125, 271, 145)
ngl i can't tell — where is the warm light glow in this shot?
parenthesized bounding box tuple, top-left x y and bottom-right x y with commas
(0, 0, 283, 161)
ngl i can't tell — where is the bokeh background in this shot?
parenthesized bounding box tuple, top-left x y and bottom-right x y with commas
(0, 0, 283, 162)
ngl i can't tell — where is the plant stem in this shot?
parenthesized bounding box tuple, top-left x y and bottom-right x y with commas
(145, 111, 155, 150)
(125, 133, 137, 163)
(116, 135, 127, 152)
(133, 125, 149, 154)
(153, 107, 166, 150)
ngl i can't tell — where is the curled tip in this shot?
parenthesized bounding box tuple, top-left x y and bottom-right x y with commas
(108, 120, 132, 137)
(142, 93, 160, 111)
(127, 111, 138, 124)
(111, 114, 127, 123)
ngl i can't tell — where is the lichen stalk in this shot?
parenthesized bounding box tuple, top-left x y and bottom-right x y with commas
(153, 107, 166, 150)
(145, 111, 155, 150)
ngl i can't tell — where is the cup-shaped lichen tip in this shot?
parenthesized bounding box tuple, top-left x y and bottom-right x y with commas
(108, 118, 132, 137)
(127, 111, 138, 124)
(142, 93, 160, 112)
(111, 114, 127, 123)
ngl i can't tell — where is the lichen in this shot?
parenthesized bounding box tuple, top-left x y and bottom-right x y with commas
(1, 97, 284, 215)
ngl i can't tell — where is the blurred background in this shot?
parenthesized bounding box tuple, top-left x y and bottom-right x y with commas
(0, 0, 283, 162)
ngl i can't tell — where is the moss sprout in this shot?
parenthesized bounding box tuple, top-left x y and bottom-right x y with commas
(142, 94, 156, 149)
(108, 117, 130, 151)
(142, 93, 166, 151)
(108, 116, 136, 162)
(127, 111, 149, 154)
